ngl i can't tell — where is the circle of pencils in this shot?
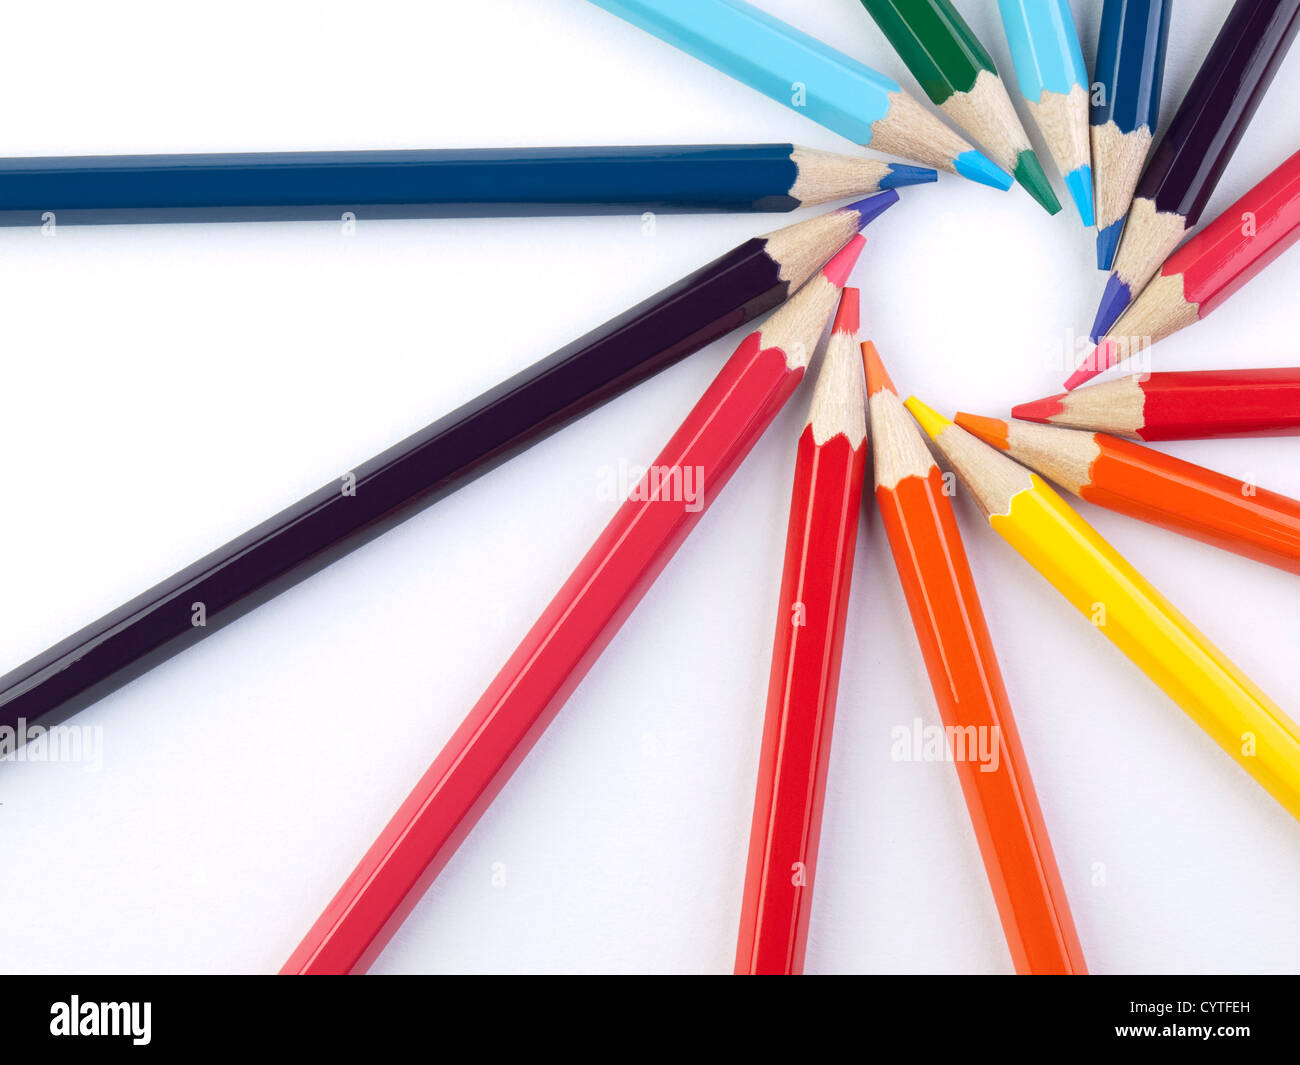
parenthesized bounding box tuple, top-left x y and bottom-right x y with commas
(1084, 147, 1300, 383)
(735, 290, 867, 977)
(997, 0, 1095, 225)
(866, 346, 1086, 976)
(1087, 0, 1300, 350)
(282, 236, 868, 974)
(907, 399, 1300, 825)
(1090, 0, 1172, 269)
(859, 0, 1060, 213)
(588, 0, 1012, 188)
(9, 0, 1300, 978)
(1015, 368, 1300, 442)
(955, 413, 1300, 577)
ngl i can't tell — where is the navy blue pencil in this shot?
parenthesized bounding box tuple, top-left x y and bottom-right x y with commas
(0, 144, 933, 225)
(1090, 0, 1173, 270)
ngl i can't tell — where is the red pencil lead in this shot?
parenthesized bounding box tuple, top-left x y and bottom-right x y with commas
(831, 287, 860, 335)
(1011, 394, 1067, 423)
(821, 234, 866, 287)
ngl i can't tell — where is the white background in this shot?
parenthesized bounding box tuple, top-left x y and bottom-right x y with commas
(0, 0, 1297, 975)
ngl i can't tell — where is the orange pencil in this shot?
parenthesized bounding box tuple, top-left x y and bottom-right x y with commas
(956, 413, 1300, 577)
(865, 344, 1087, 975)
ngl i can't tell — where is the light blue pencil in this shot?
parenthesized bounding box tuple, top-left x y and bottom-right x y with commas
(998, 0, 1095, 224)
(589, 0, 1012, 189)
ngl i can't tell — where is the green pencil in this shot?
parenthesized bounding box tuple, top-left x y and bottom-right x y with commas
(861, 0, 1060, 214)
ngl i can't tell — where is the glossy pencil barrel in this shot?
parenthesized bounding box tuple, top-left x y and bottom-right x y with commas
(0, 207, 868, 734)
(994, 481, 1300, 821)
(876, 466, 1085, 974)
(0, 144, 930, 224)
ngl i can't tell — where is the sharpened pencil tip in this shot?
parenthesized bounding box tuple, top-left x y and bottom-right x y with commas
(1012, 150, 1062, 215)
(1095, 220, 1123, 271)
(821, 234, 865, 287)
(1091, 273, 1131, 341)
(831, 287, 860, 334)
(879, 164, 938, 189)
(1012, 394, 1066, 423)
(903, 397, 952, 440)
(1065, 339, 1120, 391)
(954, 150, 1014, 190)
(954, 413, 1010, 450)
(1065, 166, 1095, 226)
(860, 341, 895, 396)
(845, 189, 899, 228)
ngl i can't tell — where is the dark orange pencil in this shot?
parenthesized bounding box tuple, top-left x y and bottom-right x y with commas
(735, 289, 868, 976)
(865, 344, 1086, 975)
(956, 413, 1300, 577)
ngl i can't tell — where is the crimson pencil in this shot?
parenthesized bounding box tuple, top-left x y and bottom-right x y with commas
(281, 235, 869, 975)
(956, 413, 1300, 577)
(735, 289, 868, 976)
(867, 347, 1086, 975)
(1082, 148, 1300, 383)
(1015, 368, 1300, 442)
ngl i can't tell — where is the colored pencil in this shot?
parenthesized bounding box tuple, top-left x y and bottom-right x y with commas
(865, 346, 1086, 976)
(860, 0, 1060, 213)
(956, 414, 1300, 577)
(735, 289, 868, 976)
(997, 0, 1095, 224)
(588, 0, 1012, 189)
(0, 144, 936, 226)
(1087, 0, 1300, 349)
(1015, 368, 1300, 441)
(282, 236, 867, 975)
(906, 398, 1300, 823)
(0, 195, 894, 737)
(1091, 0, 1173, 269)
(1081, 148, 1300, 384)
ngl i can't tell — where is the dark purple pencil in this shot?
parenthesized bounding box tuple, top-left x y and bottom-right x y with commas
(1084, 0, 1300, 358)
(0, 193, 896, 736)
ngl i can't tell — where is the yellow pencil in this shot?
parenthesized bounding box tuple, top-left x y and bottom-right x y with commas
(904, 397, 1300, 823)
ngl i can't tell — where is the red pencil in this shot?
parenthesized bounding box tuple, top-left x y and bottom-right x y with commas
(1014, 368, 1300, 441)
(956, 412, 1300, 577)
(1072, 148, 1300, 388)
(281, 234, 869, 975)
(735, 289, 868, 976)
(866, 346, 1086, 975)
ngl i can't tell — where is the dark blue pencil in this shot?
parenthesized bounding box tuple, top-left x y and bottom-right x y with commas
(1090, 0, 1173, 270)
(0, 144, 933, 225)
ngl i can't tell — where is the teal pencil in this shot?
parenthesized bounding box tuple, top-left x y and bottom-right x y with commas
(589, 0, 1012, 189)
(998, 0, 1096, 224)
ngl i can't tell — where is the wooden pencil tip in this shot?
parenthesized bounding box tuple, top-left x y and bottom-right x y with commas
(821, 234, 866, 288)
(903, 397, 952, 441)
(860, 341, 895, 396)
(831, 287, 860, 335)
(954, 413, 1010, 451)
(1012, 394, 1066, 423)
